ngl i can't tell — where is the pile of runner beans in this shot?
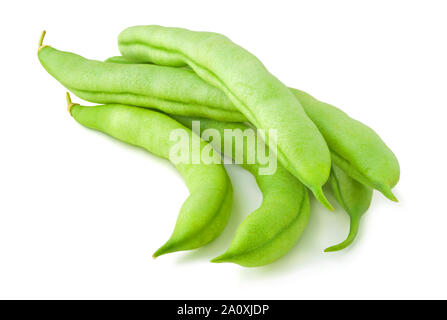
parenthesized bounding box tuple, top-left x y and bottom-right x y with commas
(38, 26, 399, 267)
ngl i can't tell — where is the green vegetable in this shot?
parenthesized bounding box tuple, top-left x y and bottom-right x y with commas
(105, 55, 400, 201)
(174, 116, 310, 267)
(66, 94, 233, 257)
(36, 26, 400, 265)
(326, 164, 373, 252)
(38, 32, 244, 122)
(292, 90, 399, 202)
(118, 25, 333, 211)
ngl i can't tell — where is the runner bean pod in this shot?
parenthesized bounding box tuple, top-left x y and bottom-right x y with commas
(118, 25, 333, 210)
(173, 116, 309, 267)
(66, 94, 233, 257)
(38, 32, 244, 122)
(292, 89, 399, 201)
(106, 56, 400, 201)
(326, 164, 373, 252)
(176, 115, 372, 255)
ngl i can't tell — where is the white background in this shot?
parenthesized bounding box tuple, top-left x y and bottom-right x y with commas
(1, 0, 446, 299)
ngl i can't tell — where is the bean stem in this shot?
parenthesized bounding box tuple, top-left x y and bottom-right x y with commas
(66, 92, 78, 115)
(38, 30, 47, 52)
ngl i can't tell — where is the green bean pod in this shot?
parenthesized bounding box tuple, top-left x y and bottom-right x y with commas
(326, 164, 373, 252)
(105, 55, 399, 201)
(118, 25, 333, 211)
(176, 116, 371, 256)
(292, 89, 399, 201)
(37, 32, 244, 122)
(66, 94, 233, 257)
(173, 116, 310, 267)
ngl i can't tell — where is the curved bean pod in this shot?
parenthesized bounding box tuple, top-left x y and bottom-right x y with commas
(173, 116, 309, 267)
(118, 25, 333, 210)
(176, 115, 371, 256)
(325, 164, 373, 252)
(106, 55, 399, 201)
(66, 94, 233, 257)
(292, 89, 399, 201)
(37, 32, 244, 122)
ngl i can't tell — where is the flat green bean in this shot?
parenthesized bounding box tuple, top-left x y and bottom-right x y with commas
(326, 164, 373, 252)
(175, 116, 372, 255)
(292, 90, 399, 201)
(106, 55, 400, 201)
(173, 116, 310, 267)
(38, 32, 244, 122)
(66, 94, 233, 257)
(118, 25, 333, 210)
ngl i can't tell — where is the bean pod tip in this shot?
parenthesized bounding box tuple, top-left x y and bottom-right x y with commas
(210, 255, 228, 264)
(383, 188, 398, 202)
(152, 242, 173, 258)
(313, 187, 334, 211)
(324, 216, 361, 252)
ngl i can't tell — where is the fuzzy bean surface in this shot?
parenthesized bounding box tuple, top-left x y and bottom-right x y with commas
(174, 116, 310, 267)
(106, 56, 400, 201)
(293, 89, 399, 201)
(68, 100, 233, 257)
(118, 25, 333, 210)
(38, 45, 244, 121)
